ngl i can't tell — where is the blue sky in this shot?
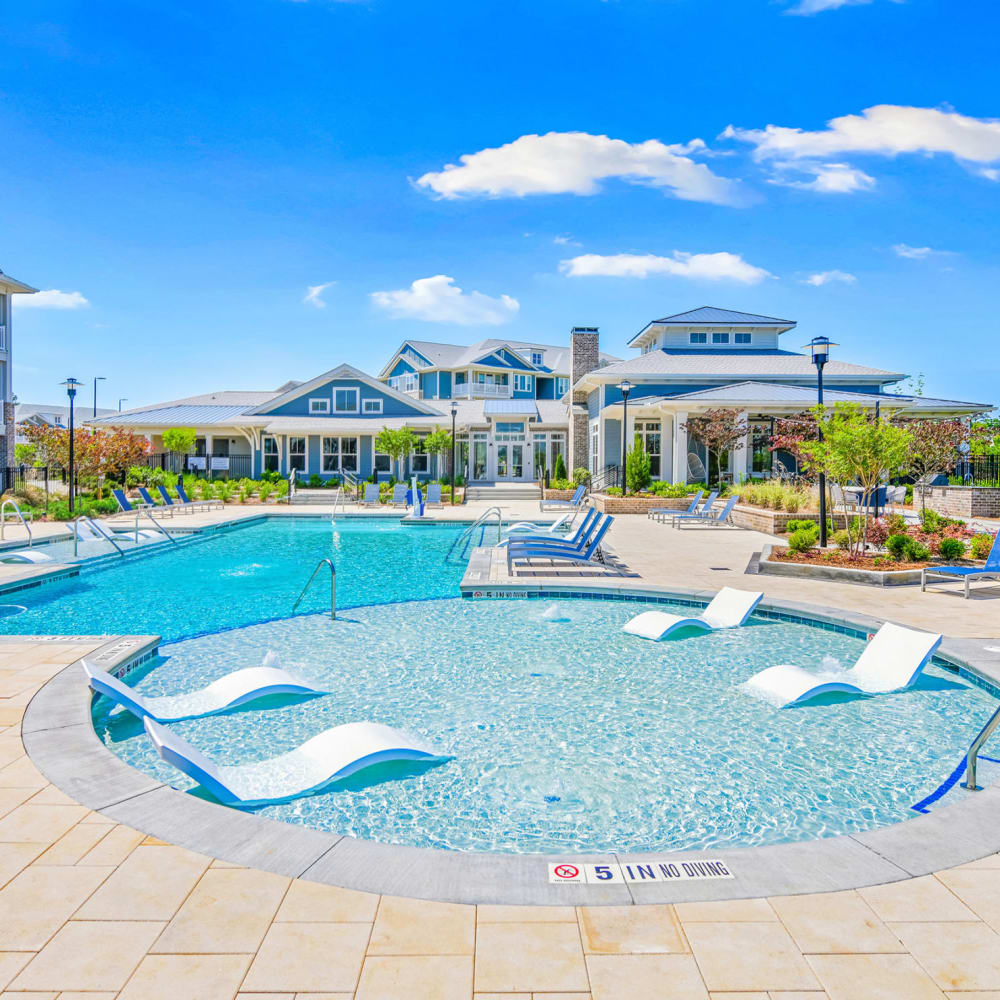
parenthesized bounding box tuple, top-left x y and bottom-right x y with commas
(3, 0, 998, 410)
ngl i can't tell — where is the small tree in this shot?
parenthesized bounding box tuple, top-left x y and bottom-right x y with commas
(626, 433, 652, 493)
(799, 404, 912, 557)
(904, 418, 968, 514)
(162, 427, 197, 472)
(682, 409, 749, 486)
(553, 450, 568, 482)
(13, 442, 37, 467)
(422, 426, 453, 480)
(374, 427, 417, 480)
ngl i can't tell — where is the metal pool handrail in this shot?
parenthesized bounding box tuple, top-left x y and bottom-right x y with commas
(965, 701, 1000, 791)
(292, 558, 337, 620)
(73, 516, 125, 558)
(141, 509, 177, 546)
(0, 500, 33, 546)
(445, 506, 503, 561)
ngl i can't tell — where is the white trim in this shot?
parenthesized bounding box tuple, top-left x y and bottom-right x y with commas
(308, 397, 331, 414)
(288, 434, 308, 475)
(333, 387, 359, 414)
(361, 398, 383, 414)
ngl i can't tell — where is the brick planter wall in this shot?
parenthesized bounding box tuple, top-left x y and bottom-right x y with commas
(542, 488, 578, 501)
(730, 506, 823, 535)
(590, 493, 697, 514)
(925, 486, 1000, 519)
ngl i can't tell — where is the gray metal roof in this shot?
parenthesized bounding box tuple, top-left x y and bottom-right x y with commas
(91, 403, 264, 427)
(651, 307, 795, 326)
(484, 399, 539, 417)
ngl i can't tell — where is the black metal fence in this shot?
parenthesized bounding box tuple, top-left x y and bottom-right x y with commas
(954, 455, 1000, 488)
(144, 453, 253, 480)
(589, 464, 621, 493)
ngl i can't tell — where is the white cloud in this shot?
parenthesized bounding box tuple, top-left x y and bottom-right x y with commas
(786, 0, 876, 14)
(561, 252, 773, 284)
(303, 281, 334, 308)
(553, 234, 581, 246)
(16, 289, 89, 310)
(416, 131, 745, 206)
(770, 161, 876, 193)
(803, 270, 857, 286)
(371, 275, 519, 326)
(723, 105, 1000, 169)
(893, 244, 944, 259)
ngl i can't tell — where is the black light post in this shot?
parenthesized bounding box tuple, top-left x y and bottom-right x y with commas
(92, 376, 106, 419)
(450, 401, 458, 506)
(804, 337, 837, 548)
(118, 398, 128, 412)
(618, 380, 632, 495)
(62, 378, 82, 513)
(874, 400, 881, 520)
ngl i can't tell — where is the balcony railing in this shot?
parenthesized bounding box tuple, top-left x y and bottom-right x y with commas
(453, 382, 513, 399)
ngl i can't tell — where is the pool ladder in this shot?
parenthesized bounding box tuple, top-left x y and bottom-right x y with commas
(0, 500, 33, 546)
(73, 516, 125, 558)
(445, 507, 503, 562)
(965, 701, 1000, 791)
(292, 558, 337, 620)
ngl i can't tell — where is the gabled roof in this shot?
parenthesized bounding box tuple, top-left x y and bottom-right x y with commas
(629, 306, 796, 346)
(0, 269, 38, 294)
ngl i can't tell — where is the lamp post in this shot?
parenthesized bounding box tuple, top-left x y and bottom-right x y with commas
(61, 378, 82, 513)
(450, 401, 458, 506)
(118, 398, 128, 412)
(804, 337, 837, 548)
(618, 380, 632, 496)
(92, 376, 106, 419)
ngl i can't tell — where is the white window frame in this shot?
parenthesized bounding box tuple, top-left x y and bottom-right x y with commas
(262, 435, 280, 473)
(288, 436, 307, 474)
(689, 332, 707, 344)
(322, 436, 359, 473)
(556, 377, 569, 396)
(530, 351, 544, 366)
(309, 397, 330, 414)
(373, 452, 392, 478)
(362, 398, 383, 414)
(513, 373, 534, 393)
(411, 437, 429, 473)
(712, 333, 730, 345)
(333, 387, 359, 414)
(590, 419, 600, 474)
(735, 333, 751, 345)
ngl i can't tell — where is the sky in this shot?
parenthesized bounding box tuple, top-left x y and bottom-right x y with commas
(3, 0, 998, 411)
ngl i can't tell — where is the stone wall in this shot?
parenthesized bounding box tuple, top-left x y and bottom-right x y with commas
(591, 494, 695, 514)
(925, 486, 1000, 519)
(568, 327, 600, 474)
(2, 402, 13, 468)
(729, 506, 822, 535)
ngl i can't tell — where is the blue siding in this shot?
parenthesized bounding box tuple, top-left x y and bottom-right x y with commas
(536, 377, 555, 400)
(438, 371, 452, 398)
(604, 419, 622, 465)
(587, 388, 602, 419)
(512, 387, 535, 399)
(387, 359, 417, 378)
(260, 379, 428, 418)
(420, 372, 437, 398)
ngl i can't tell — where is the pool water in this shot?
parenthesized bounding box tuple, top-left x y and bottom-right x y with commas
(95, 595, 996, 854)
(0, 518, 467, 641)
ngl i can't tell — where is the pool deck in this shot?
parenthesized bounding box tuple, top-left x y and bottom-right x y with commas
(1, 503, 1000, 996)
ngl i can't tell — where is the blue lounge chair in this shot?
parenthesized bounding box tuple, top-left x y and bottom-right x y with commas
(676, 494, 739, 528)
(144, 717, 447, 807)
(113, 488, 150, 513)
(391, 483, 409, 507)
(157, 484, 195, 514)
(137, 486, 174, 516)
(922, 531, 1000, 599)
(425, 484, 443, 507)
(177, 482, 223, 511)
(667, 491, 718, 527)
(649, 490, 703, 524)
(540, 484, 586, 512)
(508, 515, 617, 574)
(361, 483, 380, 506)
(500, 507, 599, 549)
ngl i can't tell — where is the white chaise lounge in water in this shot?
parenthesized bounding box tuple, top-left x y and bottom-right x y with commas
(144, 717, 446, 806)
(83, 660, 325, 722)
(0, 549, 54, 564)
(623, 587, 763, 640)
(743, 622, 943, 707)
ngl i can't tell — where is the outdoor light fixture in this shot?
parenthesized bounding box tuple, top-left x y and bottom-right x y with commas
(803, 338, 837, 547)
(618, 380, 632, 496)
(61, 378, 82, 513)
(118, 398, 128, 412)
(450, 401, 458, 506)
(93, 376, 106, 419)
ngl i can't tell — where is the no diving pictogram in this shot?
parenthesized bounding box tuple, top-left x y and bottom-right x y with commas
(553, 864, 579, 879)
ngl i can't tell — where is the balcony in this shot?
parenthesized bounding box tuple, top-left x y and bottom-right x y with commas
(453, 381, 513, 400)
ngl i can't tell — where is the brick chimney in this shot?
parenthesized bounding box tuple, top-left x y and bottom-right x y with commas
(568, 327, 600, 474)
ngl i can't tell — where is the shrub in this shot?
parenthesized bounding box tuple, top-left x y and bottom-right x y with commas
(307, 473, 322, 488)
(833, 529, 851, 551)
(572, 467, 591, 486)
(866, 518, 891, 550)
(125, 465, 149, 488)
(625, 434, 652, 494)
(886, 533, 910, 560)
(605, 487, 623, 496)
(788, 525, 820, 554)
(938, 537, 966, 560)
(907, 541, 932, 562)
(885, 513, 907, 534)
(920, 508, 941, 533)
(553, 451, 568, 482)
(258, 482, 274, 502)
(971, 533, 996, 560)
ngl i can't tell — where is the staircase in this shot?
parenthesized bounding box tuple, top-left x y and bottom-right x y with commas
(290, 489, 349, 505)
(465, 483, 542, 502)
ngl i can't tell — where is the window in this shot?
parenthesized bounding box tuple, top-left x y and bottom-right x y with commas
(333, 388, 358, 413)
(263, 436, 279, 473)
(530, 351, 544, 366)
(751, 419, 773, 475)
(289, 437, 306, 473)
(495, 421, 525, 439)
(556, 377, 569, 396)
(590, 421, 600, 474)
(712, 333, 730, 344)
(411, 437, 429, 473)
(455, 371, 467, 385)
(362, 398, 383, 414)
(374, 453, 391, 476)
(637, 421, 661, 478)
(513, 374, 534, 393)
(309, 398, 330, 414)
(689, 332, 707, 344)
(322, 436, 358, 472)
(735, 333, 751, 345)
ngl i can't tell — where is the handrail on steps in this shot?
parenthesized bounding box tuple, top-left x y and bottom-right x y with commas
(73, 516, 125, 558)
(445, 506, 503, 561)
(965, 701, 1000, 791)
(0, 500, 33, 546)
(292, 558, 337, 620)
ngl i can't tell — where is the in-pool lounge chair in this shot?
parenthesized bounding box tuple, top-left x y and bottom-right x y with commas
(744, 622, 942, 707)
(676, 494, 739, 529)
(623, 587, 764, 640)
(391, 483, 409, 507)
(361, 483, 380, 506)
(177, 482, 223, 511)
(921, 531, 1000, 599)
(425, 483, 443, 507)
(500, 507, 598, 548)
(144, 717, 446, 806)
(667, 491, 718, 527)
(649, 490, 703, 524)
(507, 514, 617, 574)
(540, 484, 586, 512)
(84, 660, 325, 722)
(504, 512, 573, 537)
(137, 486, 174, 516)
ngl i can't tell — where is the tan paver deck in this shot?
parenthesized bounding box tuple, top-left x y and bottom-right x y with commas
(1, 505, 999, 996)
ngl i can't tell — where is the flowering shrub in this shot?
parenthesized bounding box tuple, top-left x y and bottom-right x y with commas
(971, 533, 996, 560)
(738, 481, 813, 512)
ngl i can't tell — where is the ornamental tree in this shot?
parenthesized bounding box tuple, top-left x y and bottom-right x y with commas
(903, 418, 968, 513)
(682, 409, 749, 486)
(799, 404, 913, 557)
(374, 427, 417, 480)
(626, 433, 652, 493)
(422, 426, 453, 479)
(162, 427, 197, 460)
(770, 412, 819, 478)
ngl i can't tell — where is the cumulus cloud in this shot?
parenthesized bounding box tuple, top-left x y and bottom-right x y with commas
(303, 281, 334, 308)
(561, 252, 772, 284)
(803, 270, 857, 286)
(416, 132, 745, 206)
(893, 244, 948, 258)
(16, 289, 89, 310)
(770, 162, 876, 193)
(371, 275, 519, 326)
(786, 0, 877, 14)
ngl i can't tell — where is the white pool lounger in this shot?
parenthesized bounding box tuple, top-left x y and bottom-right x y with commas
(744, 622, 943, 707)
(144, 717, 447, 806)
(83, 661, 325, 722)
(623, 587, 763, 640)
(0, 549, 54, 564)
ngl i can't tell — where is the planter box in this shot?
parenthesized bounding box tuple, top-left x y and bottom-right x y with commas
(542, 488, 578, 501)
(925, 485, 1000, 519)
(759, 544, 922, 587)
(730, 506, 824, 535)
(591, 493, 697, 514)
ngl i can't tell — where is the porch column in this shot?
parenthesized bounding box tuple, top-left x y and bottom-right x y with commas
(205, 433, 214, 480)
(673, 411, 688, 484)
(733, 411, 749, 484)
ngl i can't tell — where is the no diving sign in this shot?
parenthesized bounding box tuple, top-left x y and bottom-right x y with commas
(548, 859, 734, 885)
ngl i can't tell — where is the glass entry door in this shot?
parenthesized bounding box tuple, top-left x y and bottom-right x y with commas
(496, 443, 524, 480)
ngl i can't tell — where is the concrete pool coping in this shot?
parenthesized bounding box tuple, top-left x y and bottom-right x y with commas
(19, 585, 1000, 906)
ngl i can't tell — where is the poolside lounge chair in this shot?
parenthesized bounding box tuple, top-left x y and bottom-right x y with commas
(391, 483, 409, 507)
(361, 483, 380, 506)
(666, 490, 718, 527)
(540, 484, 586, 512)
(84, 660, 325, 722)
(507, 515, 617, 574)
(0, 549, 54, 563)
(113, 488, 150, 514)
(921, 531, 1000, 599)
(623, 587, 763, 640)
(675, 494, 739, 528)
(504, 508, 602, 555)
(649, 490, 703, 524)
(137, 486, 174, 516)
(425, 484, 443, 507)
(744, 622, 942, 707)
(504, 512, 573, 537)
(144, 717, 446, 806)
(177, 482, 223, 511)
(156, 485, 193, 514)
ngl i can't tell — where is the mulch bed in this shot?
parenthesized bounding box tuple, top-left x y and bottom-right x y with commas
(769, 548, 982, 572)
